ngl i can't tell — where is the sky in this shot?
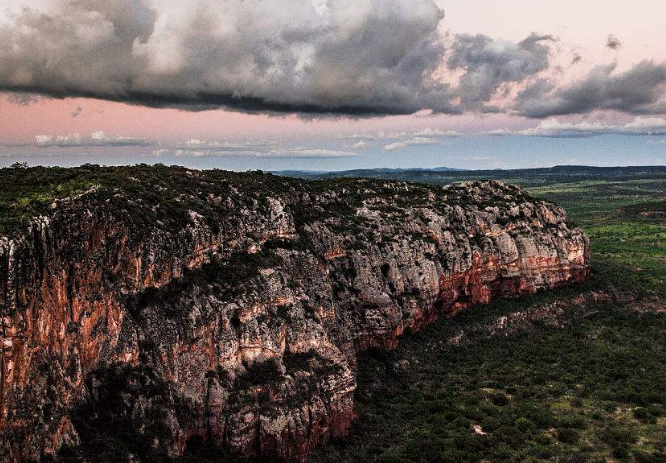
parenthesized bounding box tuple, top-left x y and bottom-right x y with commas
(1, 0, 666, 170)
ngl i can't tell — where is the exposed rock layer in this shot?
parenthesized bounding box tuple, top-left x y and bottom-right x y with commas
(0, 169, 590, 462)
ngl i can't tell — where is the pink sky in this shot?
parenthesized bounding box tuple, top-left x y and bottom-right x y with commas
(1, 0, 666, 169)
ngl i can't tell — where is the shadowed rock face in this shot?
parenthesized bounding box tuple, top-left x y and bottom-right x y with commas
(0, 170, 589, 462)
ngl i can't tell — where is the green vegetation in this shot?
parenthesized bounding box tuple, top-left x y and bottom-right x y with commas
(305, 167, 666, 463)
(6, 164, 665, 462)
(310, 286, 666, 463)
(0, 164, 305, 235)
(0, 165, 96, 235)
(235, 359, 284, 389)
(527, 178, 666, 299)
(164, 166, 666, 463)
(128, 248, 285, 316)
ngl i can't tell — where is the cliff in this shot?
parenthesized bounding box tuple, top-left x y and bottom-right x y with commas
(0, 166, 590, 462)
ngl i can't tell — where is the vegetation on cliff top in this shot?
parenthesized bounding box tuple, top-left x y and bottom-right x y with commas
(0, 164, 297, 235)
(0, 164, 539, 237)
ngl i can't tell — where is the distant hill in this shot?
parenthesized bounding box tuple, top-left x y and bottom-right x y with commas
(273, 166, 464, 180)
(275, 165, 666, 187)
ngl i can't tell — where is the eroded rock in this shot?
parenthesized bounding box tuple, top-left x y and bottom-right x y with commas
(0, 173, 589, 462)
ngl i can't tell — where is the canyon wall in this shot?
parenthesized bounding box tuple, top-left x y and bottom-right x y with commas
(0, 171, 589, 462)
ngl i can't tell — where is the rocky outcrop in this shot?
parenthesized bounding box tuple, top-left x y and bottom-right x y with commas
(0, 169, 590, 462)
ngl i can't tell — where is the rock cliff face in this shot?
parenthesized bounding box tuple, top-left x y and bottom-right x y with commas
(0, 168, 590, 462)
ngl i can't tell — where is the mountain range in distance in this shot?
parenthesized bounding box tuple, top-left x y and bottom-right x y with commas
(273, 165, 666, 185)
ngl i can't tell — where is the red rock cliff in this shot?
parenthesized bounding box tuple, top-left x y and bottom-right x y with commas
(0, 171, 589, 462)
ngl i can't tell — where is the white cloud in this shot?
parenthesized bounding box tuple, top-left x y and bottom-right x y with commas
(487, 117, 666, 138)
(337, 131, 406, 140)
(165, 139, 357, 158)
(339, 127, 459, 141)
(384, 137, 440, 151)
(517, 120, 613, 138)
(413, 128, 461, 137)
(281, 148, 357, 158)
(349, 140, 373, 150)
(621, 117, 666, 134)
(485, 129, 514, 137)
(184, 139, 208, 147)
(172, 139, 277, 156)
(34, 131, 154, 147)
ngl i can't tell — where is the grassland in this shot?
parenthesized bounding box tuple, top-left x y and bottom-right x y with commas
(528, 176, 666, 299)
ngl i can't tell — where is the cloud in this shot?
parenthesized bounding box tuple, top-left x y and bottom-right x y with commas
(338, 127, 459, 140)
(487, 117, 666, 138)
(173, 139, 276, 156)
(174, 148, 358, 158)
(485, 128, 515, 137)
(515, 61, 666, 118)
(413, 127, 461, 137)
(384, 137, 439, 151)
(621, 117, 666, 134)
(167, 139, 356, 158)
(152, 148, 170, 157)
(34, 131, 154, 147)
(282, 148, 357, 158)
(349, 140, 373, 150)
(0, 2, 659, 120)
(0, 0, 458, 116)
(513, 120, 614, 138)
(606, 34, 622, 50)
(447, 33, 555, 112)
(337, 131, 403, 140)
(4, 92, 44, 105)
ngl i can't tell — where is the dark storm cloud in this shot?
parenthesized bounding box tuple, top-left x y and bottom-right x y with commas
(447, 33, 555, 112)
(4, 92, 44, 106)
(1, 1, 661, 119)
(515, 61, 666, 118)
(0, 0, 460, 116)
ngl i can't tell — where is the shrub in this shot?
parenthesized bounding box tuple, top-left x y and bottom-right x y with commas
(561, 455, 587, 463)
(556, 428, 580, 444)
(235, 359, 283, 388)
(489, 393, 509, 407)
(632, 407, 656, 423)
(611, 445, 630, 460)
(515, 417, 534, 432)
